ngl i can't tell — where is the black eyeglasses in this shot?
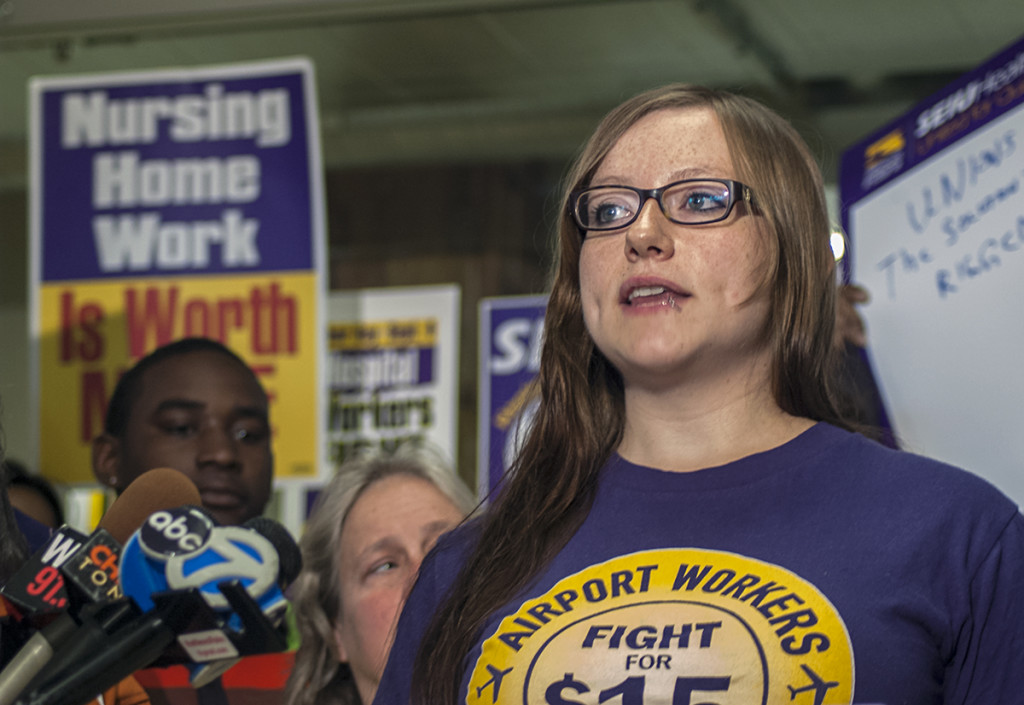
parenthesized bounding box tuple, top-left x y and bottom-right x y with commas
(569, 178, 754, 236)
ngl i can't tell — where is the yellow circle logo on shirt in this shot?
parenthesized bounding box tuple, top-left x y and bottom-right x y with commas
(467, 549, 853, 705)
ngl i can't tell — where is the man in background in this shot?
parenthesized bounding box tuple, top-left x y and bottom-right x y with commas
(91, 337, 273, 527)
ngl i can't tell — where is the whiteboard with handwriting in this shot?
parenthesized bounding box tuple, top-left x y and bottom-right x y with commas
(841, 36, 1024, 507)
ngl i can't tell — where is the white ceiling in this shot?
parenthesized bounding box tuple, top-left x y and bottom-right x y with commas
(1, 0, 1022, 189)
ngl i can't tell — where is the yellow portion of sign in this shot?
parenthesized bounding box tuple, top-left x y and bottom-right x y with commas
(38, 272, 319, 483)
(469, 549, 853, 705)
(864, 129, 905, 168)
(329, 318, 437, 351)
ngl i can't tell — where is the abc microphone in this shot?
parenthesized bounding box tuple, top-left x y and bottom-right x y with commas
(18, 510, 297, 705)
(0, 469, 200, 705)
(157, 513, 297, 687)
(187, 516, 302, 688)
(118, 508, 293, 660)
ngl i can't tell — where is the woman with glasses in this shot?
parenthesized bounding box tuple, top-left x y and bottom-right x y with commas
(375, 85, 1024, 705)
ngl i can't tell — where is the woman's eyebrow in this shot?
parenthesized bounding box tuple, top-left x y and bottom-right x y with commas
(589, 166, 721, 187)
(355, 535, 402, 563)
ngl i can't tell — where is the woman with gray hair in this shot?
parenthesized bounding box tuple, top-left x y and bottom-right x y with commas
(284, 442, 474, 705)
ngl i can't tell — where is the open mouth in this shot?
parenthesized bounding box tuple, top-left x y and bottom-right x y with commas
(624, 284, 689, 307)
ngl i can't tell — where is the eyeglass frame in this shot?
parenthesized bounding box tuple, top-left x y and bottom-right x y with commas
(569, 178, 755, 238)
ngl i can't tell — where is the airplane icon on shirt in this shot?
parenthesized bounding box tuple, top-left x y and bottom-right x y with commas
(476, 664, 514, 703)
(787, 664, 839, 705)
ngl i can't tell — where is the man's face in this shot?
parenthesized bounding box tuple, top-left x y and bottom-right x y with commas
(96, 350, 274, 526)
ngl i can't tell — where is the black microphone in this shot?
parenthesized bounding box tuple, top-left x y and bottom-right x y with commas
(17, 511, 297, 705)
(0, 597, 32, 674)
(242, 516, 302, 590)
(0, 527, 86, 619)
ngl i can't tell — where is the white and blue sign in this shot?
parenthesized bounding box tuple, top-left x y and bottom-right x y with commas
(839, 34, 1024, 506)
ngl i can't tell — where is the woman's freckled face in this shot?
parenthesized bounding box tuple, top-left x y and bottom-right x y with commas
(578, 106, 772, 389)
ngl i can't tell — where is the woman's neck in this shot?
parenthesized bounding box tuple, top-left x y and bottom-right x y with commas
(616, 364, 814, 473)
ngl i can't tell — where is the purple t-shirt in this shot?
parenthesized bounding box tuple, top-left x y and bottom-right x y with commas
(376, 423, 1024, 705)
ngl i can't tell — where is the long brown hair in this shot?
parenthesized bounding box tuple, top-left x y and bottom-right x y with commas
(411, 84, 850, 704)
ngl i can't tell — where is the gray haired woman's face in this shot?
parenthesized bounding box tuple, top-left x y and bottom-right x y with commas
(332, 474, 465, 704)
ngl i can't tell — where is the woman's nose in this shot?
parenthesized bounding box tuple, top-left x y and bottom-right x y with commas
(624, 198, 675, 260)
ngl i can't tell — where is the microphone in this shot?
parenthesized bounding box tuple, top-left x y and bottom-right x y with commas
(61, 467, 201, 609)
(192, 516, 301, 688)
(151, 513, 299, 687)
(0, 527, 86, 618)
(17, 512, 299, 705)
(0, 598, 31, 674)
(118, 508, 294, 658)
(243, 517, 302, 590)
(0, 469, 201, 705)
(182, 516, 303, 688)
(180, 515, 302, 688)
(0, 526, 88, 705)
(32, 503, 218, 692)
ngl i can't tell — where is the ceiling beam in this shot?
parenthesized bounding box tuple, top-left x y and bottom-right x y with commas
(0, 0, 618, 46)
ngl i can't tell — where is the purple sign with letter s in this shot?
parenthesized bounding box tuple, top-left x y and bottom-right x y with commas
(477, 296, 547, 498)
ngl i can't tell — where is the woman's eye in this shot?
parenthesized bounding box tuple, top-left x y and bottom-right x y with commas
(664, 183, 731, 218)
(684, 192, 725, 211)
(593, 201, 631, 224)
(368, 560, 398, 576)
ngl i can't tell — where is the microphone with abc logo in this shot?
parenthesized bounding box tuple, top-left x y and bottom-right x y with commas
(16, 505, 300, 705)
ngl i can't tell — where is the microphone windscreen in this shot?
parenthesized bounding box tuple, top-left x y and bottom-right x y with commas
(97, 469, 201, 544)
(242, 517, 302, 589)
